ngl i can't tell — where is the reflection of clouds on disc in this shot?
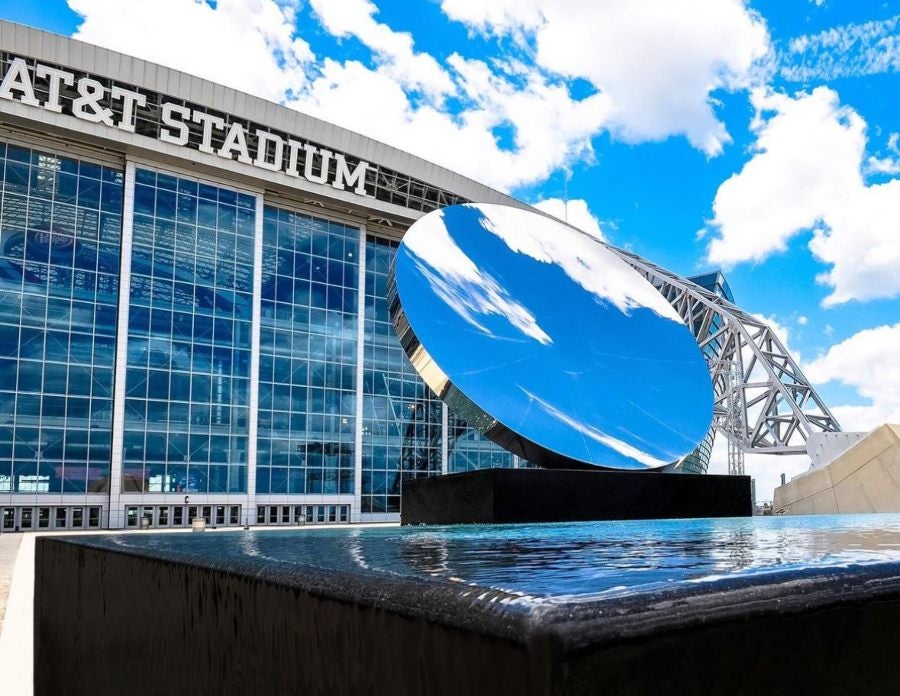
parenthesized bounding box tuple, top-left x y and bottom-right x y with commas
(478, 206, 683, 325)
(404, 211, 551, 345)
(392, 203, 713, 470)
(520, 387, 669, 469)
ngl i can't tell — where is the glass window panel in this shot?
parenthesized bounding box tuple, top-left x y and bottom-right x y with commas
(255, 205, 359, 494)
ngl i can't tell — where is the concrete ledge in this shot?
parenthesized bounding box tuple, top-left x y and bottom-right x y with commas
(775, 424, 900, 514)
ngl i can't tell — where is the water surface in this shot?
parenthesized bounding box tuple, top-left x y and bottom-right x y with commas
(102, 514, 900, 602)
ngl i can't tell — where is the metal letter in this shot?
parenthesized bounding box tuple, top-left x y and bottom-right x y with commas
(253, 130, 284, 172)
(192, 111, 226, 154)
(159, 103, 190, 146)
(0, 57, 40, 107)
(36, 64, 74, 113)
(111, 86, 147, 133)
(72, 77, 114, 126)
(332, 154, 369, 196)
(218, 122, 252, 164)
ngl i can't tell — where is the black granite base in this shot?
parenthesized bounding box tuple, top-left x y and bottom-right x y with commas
(401, 468, 752, 524)
(34, 533, 900, 696)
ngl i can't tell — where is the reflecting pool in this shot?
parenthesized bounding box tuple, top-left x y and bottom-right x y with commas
(95, 513, 900, 602)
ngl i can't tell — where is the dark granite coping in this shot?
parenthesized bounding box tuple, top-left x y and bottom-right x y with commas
(44, 535, 900, 652)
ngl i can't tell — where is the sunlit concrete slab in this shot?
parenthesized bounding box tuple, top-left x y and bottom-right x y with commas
(775, 424, 900, 514)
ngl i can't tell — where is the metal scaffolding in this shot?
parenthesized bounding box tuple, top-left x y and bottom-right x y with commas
(610, 248, 841, 456)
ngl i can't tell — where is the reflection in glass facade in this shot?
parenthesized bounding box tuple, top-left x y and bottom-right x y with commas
(122, 168, 255, 493)
(256, 207, 358, 495)
(0, 143, 121, 494)
(361, 237, 443, 514)
(447, 413, 515, 473)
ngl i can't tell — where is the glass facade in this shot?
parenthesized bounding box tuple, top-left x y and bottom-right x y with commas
(0, 142, 121, 494)
(256, 206, 358, 495)
(0, 138, 516, 522)
(360, 237, 443, 514)
(122, 168, 255, 493)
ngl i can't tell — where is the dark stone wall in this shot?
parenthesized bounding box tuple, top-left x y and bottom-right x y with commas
(401, 468, 752, 525)
(34, 539, 549, 696)
(34, 536, 900, 695)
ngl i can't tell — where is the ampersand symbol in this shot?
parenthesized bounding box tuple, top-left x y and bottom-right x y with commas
(72, 77, 114, 126)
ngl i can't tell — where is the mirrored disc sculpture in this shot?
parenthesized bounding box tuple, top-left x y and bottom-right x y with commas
(389, 203, 713, 470)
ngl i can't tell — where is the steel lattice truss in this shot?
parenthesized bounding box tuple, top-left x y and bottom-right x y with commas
(611, 248, 841, 454)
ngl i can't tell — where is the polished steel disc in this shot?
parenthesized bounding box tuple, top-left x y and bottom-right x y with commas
(389, 203, 713, 470)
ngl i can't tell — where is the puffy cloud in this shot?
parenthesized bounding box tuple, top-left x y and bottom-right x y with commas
(69, 0, 611, 193)
(66, 0, 773, 193)
(705, 87, 900, 306)
(441, 0, 770, 155)
(308, 0, 453, 98)
(69, 0, 312, 102)
(292, 53, 611, 191)
(706, 88, 863, 264)
(805, 323, 900, 431)
(867, 132, 900, 176)
(531, 198, 605, 240)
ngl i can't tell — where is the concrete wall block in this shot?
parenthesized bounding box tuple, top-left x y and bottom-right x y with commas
(811, 487, 838, 515)
(854, 459, 900, 513)
(828, 425, 895, 485)
(832, 473, 875, 514)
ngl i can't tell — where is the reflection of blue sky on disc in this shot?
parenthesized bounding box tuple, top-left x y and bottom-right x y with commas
(395, 203, 713, 470)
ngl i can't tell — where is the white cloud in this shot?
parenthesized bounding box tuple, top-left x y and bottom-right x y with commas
(781, 15, 900, 82)
(796, 315, 808, 326)
(69, 0, 313, 102)
(66, 0, 773, 193)
(865, 132, 900, 175)
(706, 88, 863, 265)
(292, 55, 611, 191)
(307, 0, 453, 98)
(70, 0, 614, 193)
(531, 198, 605, 241)
(805, 323, 900, 432)
(705, 87, 900, 306)
(866, 155, 900, 175)
(441, 0, 770, 155)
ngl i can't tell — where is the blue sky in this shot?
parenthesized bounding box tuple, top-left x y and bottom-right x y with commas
(2, 0, 899, 496)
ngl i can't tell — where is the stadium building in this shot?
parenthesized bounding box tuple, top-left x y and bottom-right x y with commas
(0, 20, 531, 530)
(0, 22, 841, 531)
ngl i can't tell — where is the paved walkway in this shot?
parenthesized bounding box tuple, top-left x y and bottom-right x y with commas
(0, 533, 23, 630)
(0, 532, 32, 696)
(0, 523, 396, 696)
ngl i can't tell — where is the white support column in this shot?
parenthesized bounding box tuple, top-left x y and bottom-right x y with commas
(107, 161, 136, 529)
(245, 194, 265, 525)
(441, 403, 448, 475)
(352, 224, 367, 523)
